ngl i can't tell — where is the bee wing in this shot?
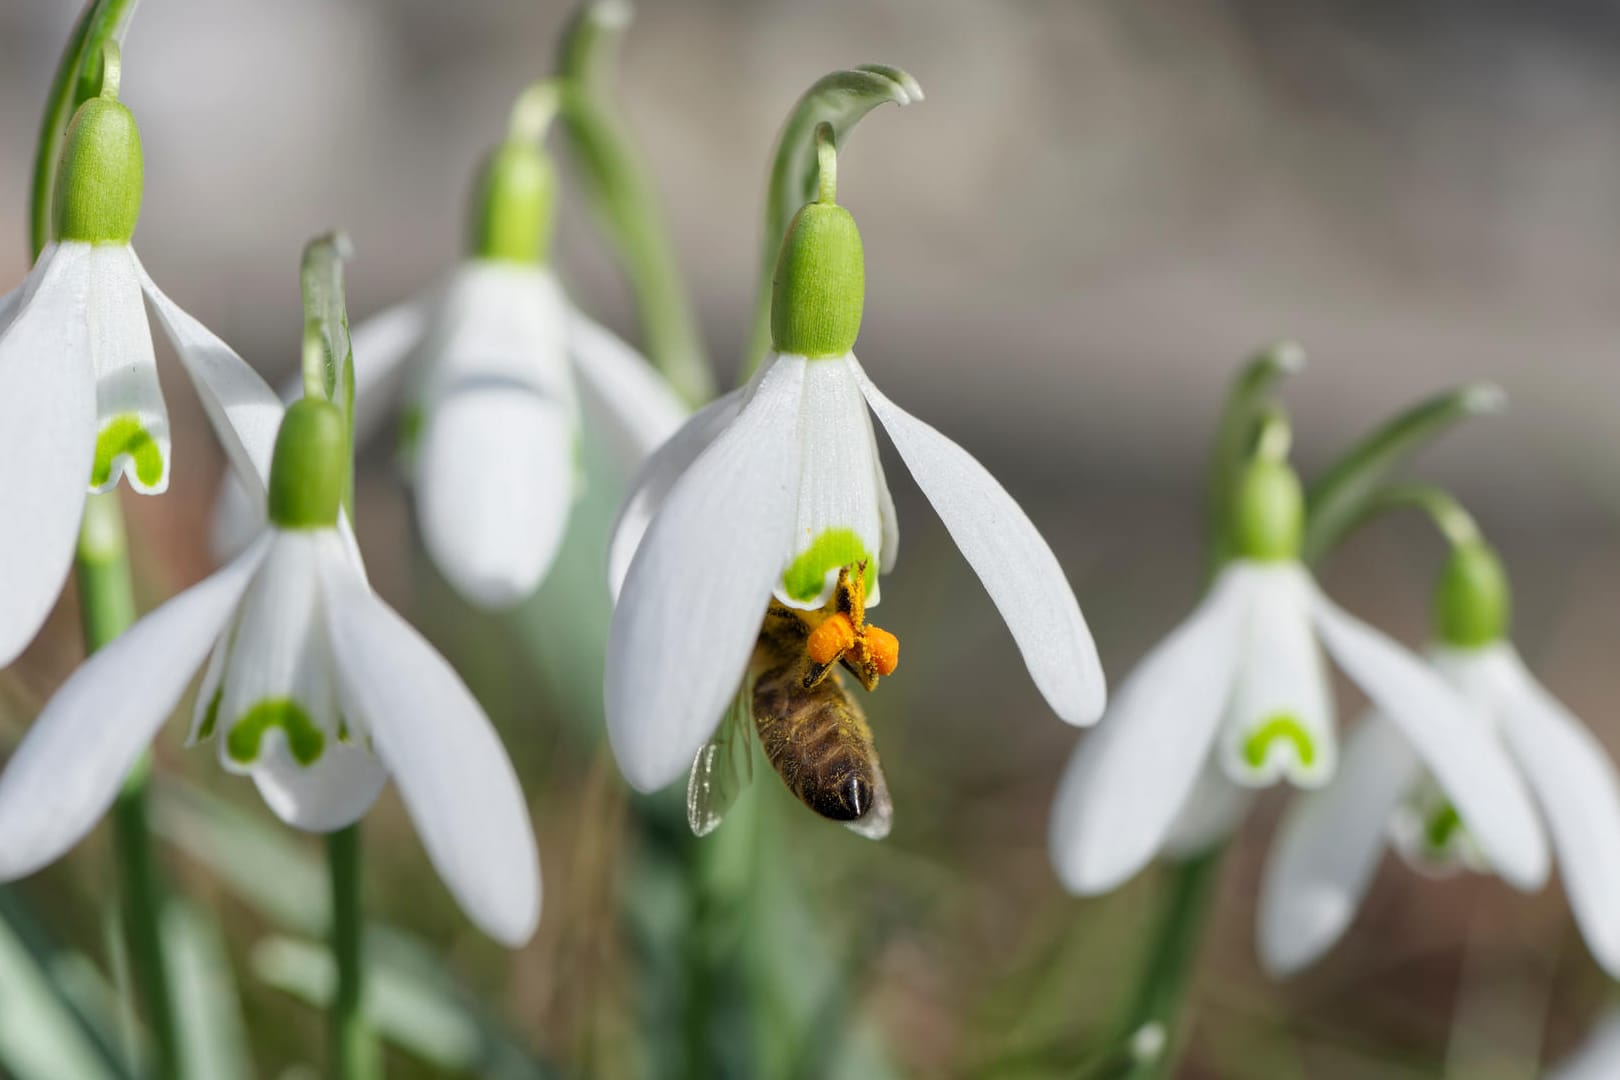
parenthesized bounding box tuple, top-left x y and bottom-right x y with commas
(686, 689, 756, 837)
(844, 756, 893, 841)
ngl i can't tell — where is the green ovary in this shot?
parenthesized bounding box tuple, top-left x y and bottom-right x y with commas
(226, 698, 326, 767)
(92, 413, 163, 489)
(1242, 713, 1316, 771)
(781, 528, 873, 603)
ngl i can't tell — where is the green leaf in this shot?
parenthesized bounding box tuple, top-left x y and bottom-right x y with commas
(251, 932, 556, 1079)
(556, 0, 712, 406)
(28, 0, 141, 261)
(147, 780, 329, 937)
(1205, 342, 1304, 577)
(744, 65, 922, 372)
(1302, 382, 1504, 567)
(165, 902, 254, 1080)
(0, 889, 131, 1080)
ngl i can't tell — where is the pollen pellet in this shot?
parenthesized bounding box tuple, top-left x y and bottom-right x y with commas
(807, 613, 856, 665)
(865, 625, 899, 676)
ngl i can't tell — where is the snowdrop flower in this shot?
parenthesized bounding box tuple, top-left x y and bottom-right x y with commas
(1260, 537, 1620, 977)
(213, 82, 687, 608)
(0, 399, 540, 946)
(604, 128, 1104, 794)
(0, 49, 280, 667)
(1048, 439, 1547, 910)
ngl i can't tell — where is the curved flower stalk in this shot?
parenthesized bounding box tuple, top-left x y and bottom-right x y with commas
(0, 397, 541, 946)
(0, 43, 281, 667)
(212, 80, 687, 611)
(605, 124, 1104, 797)
(1260, 496, 1620, 978)
(1048, 412, 1547, 908)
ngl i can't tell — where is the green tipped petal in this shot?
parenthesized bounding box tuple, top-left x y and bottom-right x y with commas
(91, 412, 163, 489)
(268, 399, 345, 530)
(469, 140, 556, 266)
(1434, 540, 1511, 648)
(770, 202, 865, 358)
(53, 96, 142, 244)
(781, 528, 874, 604)
(1242, 713, 1317, 771)
(226, 698, 326, 767)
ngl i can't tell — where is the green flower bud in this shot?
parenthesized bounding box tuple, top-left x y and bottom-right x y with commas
(54, 96, 143, 245)
(468, 140, 555, 266)
(1433, 540, 1510, 648)
(1230, 459, 1304, 561)
(770, 202, 865, 358)
(268, 399, 346, 530)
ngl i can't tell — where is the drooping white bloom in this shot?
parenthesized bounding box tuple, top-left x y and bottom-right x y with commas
(604, 137, 1102, 797)
(0, 88, 281, 667)
(1260, 640, 1620, 978)
(1047, 558, 1548, 904)
(214, 262, 686, 611)
(603, 350, 1105, 793)
(0, 401, 540, 946)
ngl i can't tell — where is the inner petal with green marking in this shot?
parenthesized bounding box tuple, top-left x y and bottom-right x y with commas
(92, 412, 164, 490)
(781, 527, 874, 604)
(225, 698, 326, 767)
(1241, 712, 1316, 775)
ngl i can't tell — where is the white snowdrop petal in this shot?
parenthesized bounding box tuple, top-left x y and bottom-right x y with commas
(1219, 564, 1335, 789)
(1309, 595, 1549, 890)
(87, 246, 169, 495)
(1048, 565, 1251, 894)
(607, 387, 744, 601)
(1162, 762, 1255, 858)
(416, 388, 576, 609)
(415, 262, 572, 403)
(1257, 715, 1422, 976)
(1488, 646, 1620, 977)
(0, 243, 96, 667)
(868, 405, 899, 575)
(0, 536, 269, 879)
(566, 304, 688, 472)
(605, 356, 805, 792)
(318, 543, 540, 947)
(851, 357, 1103, 724)
(188, 627, 234, 744)
(135, 252, 283, 496)
(214, 533, 338, 777)
(252, 738, 388, 833)
(777, 356, 887, 609)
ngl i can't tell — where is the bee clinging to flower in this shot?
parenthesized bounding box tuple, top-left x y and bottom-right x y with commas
(605, 114, 1104, 831)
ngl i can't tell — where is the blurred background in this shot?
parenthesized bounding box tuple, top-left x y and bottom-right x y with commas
(3, 1, 1620, 1077)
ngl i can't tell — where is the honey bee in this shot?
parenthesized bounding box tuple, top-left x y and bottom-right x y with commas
(687, 563, 899, 839)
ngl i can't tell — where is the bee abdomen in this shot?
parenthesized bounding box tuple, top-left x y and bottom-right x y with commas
(753, 666, 879, 824)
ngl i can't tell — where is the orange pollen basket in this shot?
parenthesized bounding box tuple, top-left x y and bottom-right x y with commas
(865, 625, 899, 676)
(807, 613, 857, 666)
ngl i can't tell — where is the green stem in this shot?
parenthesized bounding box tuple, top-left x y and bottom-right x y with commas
(1302, 382, 1503, 565)
(1340, 483, 1481, 550)
(78, 493, 182, 1079)
(326, 826, 377, 1079)
(1111, 849, 1224, 1080)
(556, 0, 712, 406)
